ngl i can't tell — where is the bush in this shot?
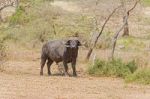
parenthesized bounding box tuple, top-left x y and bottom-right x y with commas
(9, 6, 30, 25)
(126, 69, 150, 84)
(126, 60, 137, 73)
(88, 59, 137, 78)
(88, 59, 150, 84)
(142, 0, 150, 6)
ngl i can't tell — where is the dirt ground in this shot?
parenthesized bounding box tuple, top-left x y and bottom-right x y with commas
(0, 48, 150, 99)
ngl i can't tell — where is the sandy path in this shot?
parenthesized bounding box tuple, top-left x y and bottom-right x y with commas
(0, 72, 150, 99)
(1, 71, 150, 99)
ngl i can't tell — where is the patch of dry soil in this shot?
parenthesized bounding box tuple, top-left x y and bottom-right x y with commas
(51, 1, 81, 13)
(0, 49, 150, 99)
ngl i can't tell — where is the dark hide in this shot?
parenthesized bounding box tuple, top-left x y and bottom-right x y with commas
(40, 39, 81, 76)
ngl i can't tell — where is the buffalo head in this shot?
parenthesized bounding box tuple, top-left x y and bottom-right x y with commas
(65, 39, 81, 48)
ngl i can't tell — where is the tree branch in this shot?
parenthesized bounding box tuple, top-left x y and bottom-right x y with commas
(86, 5, 122, 60)
(127, 0, 140, 15)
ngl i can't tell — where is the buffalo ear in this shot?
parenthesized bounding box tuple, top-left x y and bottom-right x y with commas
(65, 40, 71, 47)
(77, 41, 82, 46)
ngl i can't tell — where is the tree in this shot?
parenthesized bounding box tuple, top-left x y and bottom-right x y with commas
(111, 0, 140, 59)
(86, 5, 121, 60)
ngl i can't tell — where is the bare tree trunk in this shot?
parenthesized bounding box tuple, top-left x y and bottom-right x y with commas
(86, 48, 93, 60)
(111, 16, 128, 59)
(122, 16, 129, 36)
(121, 0, 129, 36)
(86, 6, 121, 60)
(111, 0, 140, 59)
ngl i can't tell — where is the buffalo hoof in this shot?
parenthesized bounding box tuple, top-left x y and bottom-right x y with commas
(64, 73, 70, 77)
(73, 74, 77, 77)
(48, 73, 51, 76)
(40, 72, 43, 76)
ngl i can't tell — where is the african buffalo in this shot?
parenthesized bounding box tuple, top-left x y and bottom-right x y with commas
(40, 39, 81, 76)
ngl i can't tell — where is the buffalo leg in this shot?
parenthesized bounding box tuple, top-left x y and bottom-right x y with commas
(63, 62, 69, 76)
(57, 63, 64, 75)
(40, 58, 47, 75)
(47, 59, 53, 75)
(72, 60, 77, 77)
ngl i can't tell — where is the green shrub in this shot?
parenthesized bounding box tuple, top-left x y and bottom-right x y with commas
(9, 6, 30, 25)
(126, 60, 137, 73)
(126, 69, 150, 84)
(88, 59, 150, 84)
(88, 59, 137, 78)
(117, 37, 145, 51)
(142, 0, 150, 6)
